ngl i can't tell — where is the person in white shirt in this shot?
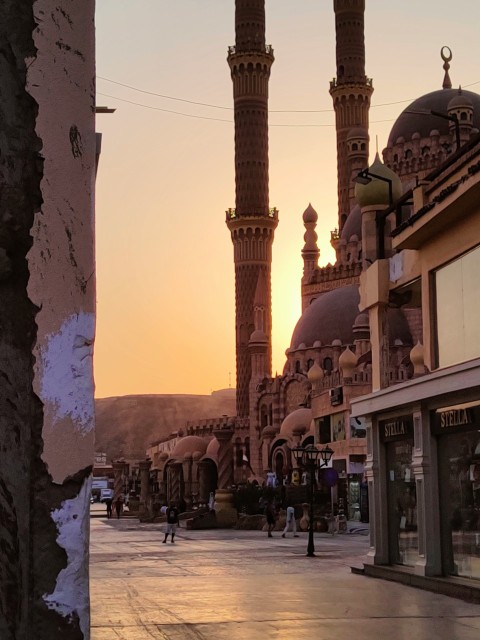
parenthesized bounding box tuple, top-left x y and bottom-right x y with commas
(281, 505, 298, 538)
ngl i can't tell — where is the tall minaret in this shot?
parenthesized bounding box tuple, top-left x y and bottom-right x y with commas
(330, 0, 373, 231)
(226, 0, 277, 418)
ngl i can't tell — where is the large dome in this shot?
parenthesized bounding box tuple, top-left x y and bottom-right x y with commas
(387, 88, 480, 147)
(290, 284, 412, 349)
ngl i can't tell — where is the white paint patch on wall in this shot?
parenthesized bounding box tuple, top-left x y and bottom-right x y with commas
(43, 476, 92, 637)
(39, 312, 95, 434)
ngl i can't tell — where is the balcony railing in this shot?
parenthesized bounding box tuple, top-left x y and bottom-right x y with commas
(227, 44, 274, 56)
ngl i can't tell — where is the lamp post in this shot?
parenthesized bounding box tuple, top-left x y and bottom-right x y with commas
(354, 168, 394, 260)
(290, 444, 334, 557)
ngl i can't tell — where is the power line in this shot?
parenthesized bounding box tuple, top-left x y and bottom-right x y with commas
(98, 75, 457, 113)
(97, 91, 399, 128)
(98, 75, 480, 115)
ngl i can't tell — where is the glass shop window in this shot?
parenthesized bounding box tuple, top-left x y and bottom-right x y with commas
(435, 245, 480, 368)
(386, 439, 418, 566)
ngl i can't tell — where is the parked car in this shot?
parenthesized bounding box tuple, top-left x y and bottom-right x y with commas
(100, 488, 114, 503)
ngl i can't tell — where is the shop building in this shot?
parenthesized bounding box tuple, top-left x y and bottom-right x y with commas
(350, 133, 480, 599)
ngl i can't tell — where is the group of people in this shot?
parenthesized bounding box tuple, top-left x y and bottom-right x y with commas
(105, 496, 124, 519)
(265, 502, 299, 538)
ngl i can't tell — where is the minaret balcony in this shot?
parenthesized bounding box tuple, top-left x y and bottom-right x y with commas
(228, 44, 274, 56)
(225, 207, 279, 222)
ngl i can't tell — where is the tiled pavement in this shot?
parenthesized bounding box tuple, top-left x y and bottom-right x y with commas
(90, 516, 480, 639)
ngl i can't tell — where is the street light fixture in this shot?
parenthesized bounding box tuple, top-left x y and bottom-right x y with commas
(354, 169, 394, 259)
(290, 444, 334, 557)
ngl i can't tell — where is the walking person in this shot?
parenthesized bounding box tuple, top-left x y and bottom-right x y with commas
(114, 495, 123, 519)
(281, 504, 298, 538)
(163, 501, 179, 543)
(105, 497, 113, 519)
(265, 500, 276, 538)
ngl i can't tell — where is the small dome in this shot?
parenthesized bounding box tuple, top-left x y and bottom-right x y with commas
(279, 408, 312, 438)
(297, 342, 307, 350)
(448, 89, 473, 111)
(205, 437, 219, 459)
(332, 339, 342, 347)
(303, 203, 318, 223)
(172, 436, 207, 459)
(354, 312, 369, 328)
(410, 341, 425, 376)
(262, 424, 278, 439)
(430, 129, 440, 137)
(313, 340, 322, 348)
(412, 132, 421, 140)
(308, 362, 324, 383)
(339, 346, 357, 378)
(355, 154, 403, 207)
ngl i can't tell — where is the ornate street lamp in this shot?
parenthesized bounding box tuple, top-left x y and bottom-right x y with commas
(290, 444, 334, 557)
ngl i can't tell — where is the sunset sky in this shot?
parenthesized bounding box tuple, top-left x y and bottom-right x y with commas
(94, 0, 480, 398)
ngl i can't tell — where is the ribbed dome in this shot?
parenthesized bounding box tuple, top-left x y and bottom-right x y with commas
(303, 203, 318, 223)
(290, 284, 412, 349)
(387, 88, 480, 146)
(355, 154, 403, 207)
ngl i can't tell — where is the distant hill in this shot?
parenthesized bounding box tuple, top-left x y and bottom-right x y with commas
(94, 389, 236, 462)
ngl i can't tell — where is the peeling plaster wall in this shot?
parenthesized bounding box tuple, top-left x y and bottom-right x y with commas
(0, 1, 95, 639)
(27, 1, 96, 637)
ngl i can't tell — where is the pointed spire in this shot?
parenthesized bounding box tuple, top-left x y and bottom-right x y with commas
(441, 46, 452, 89)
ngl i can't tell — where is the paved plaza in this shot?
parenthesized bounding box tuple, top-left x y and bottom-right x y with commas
(90, 515, 480, 639)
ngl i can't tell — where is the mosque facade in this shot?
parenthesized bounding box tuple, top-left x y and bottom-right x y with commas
(147, 0, 480, 536)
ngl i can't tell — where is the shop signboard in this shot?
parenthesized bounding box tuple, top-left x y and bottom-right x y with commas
(431, 401, 480, 435)
(379, 415, 413, 443)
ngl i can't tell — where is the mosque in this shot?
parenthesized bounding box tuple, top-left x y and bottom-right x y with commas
(146, 0, 480, 525)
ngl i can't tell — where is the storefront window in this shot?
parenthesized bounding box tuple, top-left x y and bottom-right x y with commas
(381, 415, 418, 566)
(438, 429, 480, 580)
(386, 440, 418, 566)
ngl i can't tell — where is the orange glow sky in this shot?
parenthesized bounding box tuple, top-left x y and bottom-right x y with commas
(94, 0, 480, 398)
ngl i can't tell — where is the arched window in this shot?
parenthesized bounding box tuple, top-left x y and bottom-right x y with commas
(323, 357, 333, 374)
(352, 143, 358, 151)
(295, 360, 301, 374)
(307, 359, 314, 371)
(460, 111, 467, 121)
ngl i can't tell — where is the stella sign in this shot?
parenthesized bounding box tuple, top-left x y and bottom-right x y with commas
(432, 403, 479, 435)
(379, 415, 413, 443)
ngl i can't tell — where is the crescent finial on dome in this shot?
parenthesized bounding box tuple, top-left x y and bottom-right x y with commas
(441, 46, 453, 90)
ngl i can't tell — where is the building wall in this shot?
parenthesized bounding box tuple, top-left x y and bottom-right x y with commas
(0, 2, 95, 638)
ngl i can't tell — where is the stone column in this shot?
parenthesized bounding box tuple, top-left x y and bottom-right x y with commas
(213, 424, 237, 527)
(139, 459, 152, 518)
(364, 416, 389, 566)
(182, 454, 193, 510)
(198, 461, 210, 505)
(412, 407, 442, 576)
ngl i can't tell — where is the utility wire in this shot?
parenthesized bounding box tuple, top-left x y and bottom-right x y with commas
(97, 75, 456, 113)
(97, 91, 398, 127)
(98, 75, 480, 113)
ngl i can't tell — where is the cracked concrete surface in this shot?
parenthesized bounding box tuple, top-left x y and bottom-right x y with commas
(90, 516, 480, 639)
